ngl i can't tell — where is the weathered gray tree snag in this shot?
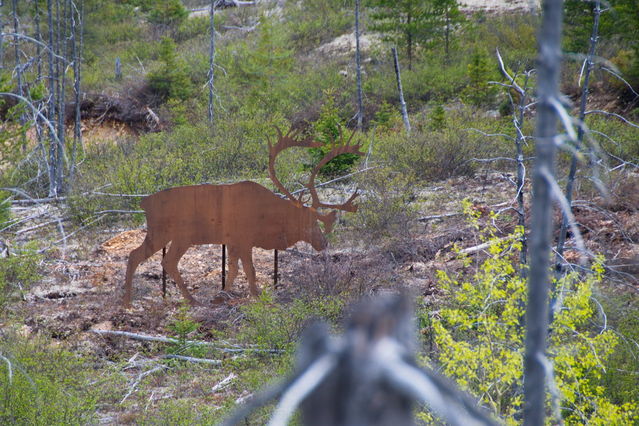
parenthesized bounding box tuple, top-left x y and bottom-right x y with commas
(34, 0, 42, 79)
(355, 0, 363, 131)
(46, 0, 58, 197)
(11, 0, 23, 107)
(523, 0, 564, 424)
(70, 0, 83, 183)
(207, 0, 215, 124)
(555, 0, 601, 269)
(54, 0, 67, 193)
(222, 295, 498, 426)
(495, 49, 531, 268)
(392, 47, 411, 134)
(0, 1, 4, 70)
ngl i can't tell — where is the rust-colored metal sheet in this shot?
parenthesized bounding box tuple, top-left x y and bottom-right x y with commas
(123, 127, 363, 307)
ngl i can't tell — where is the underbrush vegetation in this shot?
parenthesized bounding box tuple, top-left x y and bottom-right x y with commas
(419, 214, 639, 423)
(1, 0, 638, 424)
(0, 243, 41, 312)
(0, 332, 98, 424)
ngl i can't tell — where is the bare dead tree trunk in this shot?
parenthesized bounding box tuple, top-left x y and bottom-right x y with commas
(555, 0, 601, 269)
(444, 8, 450, 64)
(70, 0, 82, 182)
(0, 2, 4, 70)
(12, 0, 27, 153)
(523, 0, 564, 424)
(33, 0, 46, 170)
(55, 0, 68, 193)
(47, 0, 58, 197)
(355, 0, 363, 131)
(515, 73, 531, 268)
(12, 0, 22, 99)
(207, 0, 215, 125)
(406, 12, 412, 71)
(392, 47, 410, 134)
(34, 0, 42, 80)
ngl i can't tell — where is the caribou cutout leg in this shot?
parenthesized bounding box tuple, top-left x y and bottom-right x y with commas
(239, 249, 259, 297)
(226, 246, 241, 292)
(161, 241, 201, 306)
(124, 236, 169, 307)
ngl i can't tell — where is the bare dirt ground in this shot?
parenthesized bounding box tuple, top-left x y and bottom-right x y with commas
(9, 171, 638, 355)
(3, 169, 638, 423)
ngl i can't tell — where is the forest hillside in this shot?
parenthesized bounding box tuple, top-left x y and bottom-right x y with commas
(1, 0, 639, 424)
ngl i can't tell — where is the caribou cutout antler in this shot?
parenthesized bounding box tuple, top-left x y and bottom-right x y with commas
(123, 125, 364, 307)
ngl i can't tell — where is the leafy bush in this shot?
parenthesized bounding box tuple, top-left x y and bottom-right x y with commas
(0, 243, 41, 312)
(463, 50, 499, 107)
(284, 0, 353, 51)
(0, 333, 97, 424)
(238, 291, 344, 352)
(310, 94, 362, 175)
(351, 167, 417, 241)
(148, 37, 193, 101)
(166, 303, 207, 358)
(421, 222, 638, 423)
(585, 113, 639, 163)
(147, 0, 188, 29)
(375, 111, 498, 181)
(0, 190, 11, 227)
(599, 291, 639, 407)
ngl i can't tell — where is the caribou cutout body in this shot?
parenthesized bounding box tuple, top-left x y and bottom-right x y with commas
(123, 128, 363, 307)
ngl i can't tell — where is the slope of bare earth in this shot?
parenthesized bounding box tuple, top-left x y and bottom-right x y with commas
(2, 170, 638, 423)
(7, 171, 638, 348)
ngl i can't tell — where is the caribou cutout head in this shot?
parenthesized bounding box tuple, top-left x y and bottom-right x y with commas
(122, 126, 364, 307)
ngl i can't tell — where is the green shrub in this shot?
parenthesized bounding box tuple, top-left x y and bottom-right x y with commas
(238, 291, 344, 352)
(166, 303, 207, 358)
(148, 37, 193, 101)
(175, 15, 211, 43)
(0, 333, 97, 424)
(0, 190, 11, 227)
(310, 94, 362, 176)
(585, 114, 639, 163)
(0, 243, 41, 312)
(284, 0, 352, 51)
(147, 0, 188, 29)
(350, 167, 417, 241)
(463, 50, 499, 107)
(421, 221, 638, 423)
(375, 115, 492, 181)
(598, 291, 639, 406)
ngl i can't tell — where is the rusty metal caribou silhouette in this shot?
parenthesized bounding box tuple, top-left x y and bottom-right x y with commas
(123, 127, 363, 307)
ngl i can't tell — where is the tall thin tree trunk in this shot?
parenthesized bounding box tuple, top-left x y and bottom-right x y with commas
(47, 0, 58, 197)
(392, 47, 410, 134)
(35, 0, 42, 80)
(207, 0, 215, 125)
(55, 0, 68, 193)
(515, 78, 529, 268)
(0, 1, 4, 70)
(406, 12, 412, 71)
(12, 0, 22, 99)
(555, 0, 600, 269)
(71, 0, 82, 182)
(12, 0, 27, 152)
(523, 0, 564, 424)
(444, 9, 450, 63)
(355, 0, 363, 131)
(33, 0, 46, 172)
